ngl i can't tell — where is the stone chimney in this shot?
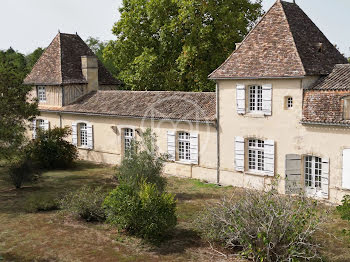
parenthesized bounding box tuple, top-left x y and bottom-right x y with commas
(81, 56, 99, 92)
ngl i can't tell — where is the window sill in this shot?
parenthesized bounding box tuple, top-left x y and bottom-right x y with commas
(245, 112, 266, 118)
(78, 146, 91, 150)
(175, 160, 193, 165)
(245, 170, 270, 177)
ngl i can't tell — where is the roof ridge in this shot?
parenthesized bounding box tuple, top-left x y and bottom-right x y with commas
(279, 1, 306, 75)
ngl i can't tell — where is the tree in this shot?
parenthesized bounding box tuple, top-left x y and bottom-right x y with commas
(104, 0, 263, 92)
(0, 48, 39, 159)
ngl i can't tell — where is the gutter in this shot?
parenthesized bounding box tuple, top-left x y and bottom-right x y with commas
(301, 121, 350, 128)
(39, 109, 217, 126)
(209, 76, 306, 80)
(216, 82, 220, 185)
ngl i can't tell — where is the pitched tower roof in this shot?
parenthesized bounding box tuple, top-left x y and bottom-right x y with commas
(24, 33, 120, 86)
(209, 0, 348, 79)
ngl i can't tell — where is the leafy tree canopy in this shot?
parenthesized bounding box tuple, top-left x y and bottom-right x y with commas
(104, 0, 263, 92)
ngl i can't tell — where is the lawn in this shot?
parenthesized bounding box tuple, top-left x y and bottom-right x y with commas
(0, 161, 350, 262)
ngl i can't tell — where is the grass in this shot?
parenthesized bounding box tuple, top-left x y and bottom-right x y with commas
(0, 162, 349, 261)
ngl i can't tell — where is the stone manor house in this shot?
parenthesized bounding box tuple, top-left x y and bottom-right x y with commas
(24, 0, 350, 203)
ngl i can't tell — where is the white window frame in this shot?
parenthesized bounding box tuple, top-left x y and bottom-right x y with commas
(124, 128, 134, 156)
(38, 86, 46, 102)
(248, 139, 265, 172)
(79, 123, 88, 147)
(287, 97, 293, 109)
(37, 119, 45, 130)
(304, 155, 322, 189)
(178, 132, 191, 162)
(248, 85, 263, 113)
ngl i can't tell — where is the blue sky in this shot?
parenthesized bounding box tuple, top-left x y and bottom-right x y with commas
(1, 0, 349, 57)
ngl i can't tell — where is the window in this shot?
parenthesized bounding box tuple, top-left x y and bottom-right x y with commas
(124, 128, 134, 155)
(287, 97, 293, 109)
(343, 97, 350, 120)
(38, 86, 46, 102)
(37, 119, 45, 130)
(304, 156, 322, 189)
(79, 123, 88, 147)
(178, 132, 191, 161)
(248, 139, 264, 172)
(249, 85, 263, 112)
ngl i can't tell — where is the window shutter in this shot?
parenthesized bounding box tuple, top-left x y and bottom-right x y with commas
(264, 139, 275, 176)
(342, 149, 350, 189)
(285, 154, 302, 194)
(236, 84, 246, 114)
(167, 131, 176, 161)
(87, 123, 94, 149)
(72, 123, 78, 146)
(32, 119, 37, 139)
(190, 133, 199, 165)
(44, 120, 50, 131)
(235, 136, 245, 171)
(262, 84, 272, 116)
(320, 157, 329, 199)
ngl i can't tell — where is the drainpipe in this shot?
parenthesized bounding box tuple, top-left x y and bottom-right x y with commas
(59, 113, 62, 128)
(216, 81, 220, 185)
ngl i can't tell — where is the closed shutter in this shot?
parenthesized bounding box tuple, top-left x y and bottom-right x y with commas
(190, 133, 199, 165)
(44, 120, 50, 131)
(32, 119, 37, 139)
(236, 84, 246, 114)
(285, 154, 302, 194)
(235, 136, 245, 171)
(87, 123, 94, 149)
(343, 149, 350, 189)
(72, 123, 78, 146)
(264, 140, 275, 176)
(262, 84, 272, 116)
(320, 157, 329, 199)
(167, 131, 176, 161)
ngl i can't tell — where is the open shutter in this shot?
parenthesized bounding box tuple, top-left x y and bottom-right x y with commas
(44, 120, 49, 131)
(264, 140, 275, 176)
(235, 137, 245, 171)
(87, 123, 94, 149)
(320, 157, 329, 199)
(190, 133, 199, 165)
(72, 123, 78, 146)
(285, 154, 302, 194)
(262, 84, 272, 116)
(167, 131, 176, 161)
(343, 149, 350, 189)
(236, 84, 246, 114)
(32, 119, 37, 139)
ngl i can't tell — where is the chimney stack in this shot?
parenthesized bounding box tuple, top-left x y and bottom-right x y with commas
(81, 56, 99, 92)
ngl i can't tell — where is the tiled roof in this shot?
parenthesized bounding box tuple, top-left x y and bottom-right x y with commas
(24, 33, 120, 86)
(302, 90, 350, 125)
(40, 90, 216, 123)
(209, 0, 348, 79)
(309, 64, 350, 90)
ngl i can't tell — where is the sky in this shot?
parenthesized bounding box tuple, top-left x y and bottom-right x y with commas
(0, 0, 349, 56)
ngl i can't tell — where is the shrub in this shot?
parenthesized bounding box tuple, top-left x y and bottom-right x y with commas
(337, 195, 350, 221)
(25, 194, 60, 213)
(196, 189, 325, 261)
(8, 155, 40, 189)
(104, 182, 177, 242)
(115, 128, 167, 192)
(28, 127, 78, 169)
(60, 186, 106, 222)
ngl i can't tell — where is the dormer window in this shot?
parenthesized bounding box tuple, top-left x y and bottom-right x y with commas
(343, 97, 350, 120)
(38, 86, 46, 102)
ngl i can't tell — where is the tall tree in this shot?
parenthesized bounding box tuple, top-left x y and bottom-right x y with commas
(105, 0, 263, 91)
(0, 49, 38, 158)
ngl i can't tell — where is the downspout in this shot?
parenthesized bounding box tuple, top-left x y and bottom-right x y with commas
(59, 113, 62, 128)
(216, 81, 220, 185)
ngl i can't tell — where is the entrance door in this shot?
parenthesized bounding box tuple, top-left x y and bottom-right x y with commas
(304, 155, 322, 196)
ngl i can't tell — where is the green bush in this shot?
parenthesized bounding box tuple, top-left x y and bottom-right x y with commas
(25, 194, 60, 213)
(337, 195, 350, 221)
(60, 186, 107, 222)
(104, 182, 177, 243)
(28, 127, 78, 169)
(196, 189, 325, 261)
(8, 156, 40, 189)
(116, 129, 167, 192)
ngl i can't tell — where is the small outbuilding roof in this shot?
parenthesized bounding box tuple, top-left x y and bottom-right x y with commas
(40, 90, 217, 123)
(209, 0, 348, 79)
(24, 33, 120, 86)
